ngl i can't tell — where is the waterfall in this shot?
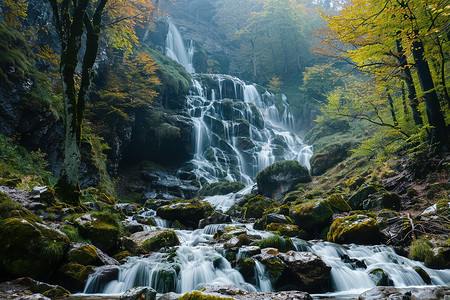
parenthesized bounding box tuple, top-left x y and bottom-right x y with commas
(165, 19, 195, 74)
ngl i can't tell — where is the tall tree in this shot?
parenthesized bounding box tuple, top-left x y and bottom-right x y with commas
(48, 0, 155, 204)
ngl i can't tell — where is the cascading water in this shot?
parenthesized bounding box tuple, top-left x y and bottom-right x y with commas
(79, 21, 449, 299)
(165, 19, 195, 74)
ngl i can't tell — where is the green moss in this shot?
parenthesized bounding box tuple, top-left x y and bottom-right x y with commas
(113, 250, 131, 261)
(289, 200, 333, 234)
(199, 181, 246, 196)
(68, 245, 98, 265)
(325, 194, 351, 213)
(347, 185, 379, 210)
(327, 214, 380, 244)
(59, 263, 95, 282)
(262, 258, 286, 282)
(369, 268, 392, 286)
(142, 230, 180, 252)
(0, 196, 42, 223)
(266, 223, 307, 238)
(234, 258, 256, 283)
(0, 217, 70, 278)
(61, 224, 87, 243)
(243, 195, 275, 219)
(42, 286, 71, 298)
(156, 200, 214, 228)
(179, 291, 233, 300)
(258, 235, 293, 252)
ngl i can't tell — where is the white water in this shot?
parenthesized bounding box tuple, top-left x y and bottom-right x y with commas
(165, 19, 195, 74)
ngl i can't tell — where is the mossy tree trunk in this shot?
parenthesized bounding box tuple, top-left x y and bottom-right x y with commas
(48, 0, 108, 205)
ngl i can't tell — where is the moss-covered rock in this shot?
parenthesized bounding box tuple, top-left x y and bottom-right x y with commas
(413, 266, 431, 284)
(243, 195, 275, 219)
(325, 194, 351, 213)
(347, 185, 379, 210)
(0, 217, 70, 279)
(0, 192, 42, 223)
(123, 230, 180, 254)
(258, 235, 294, 252)
(256, 160, 311, 202)
(289, 200, 333, 235)
(73, 213, 121, 253)
(310, 141, 355, 176)
(68, 244, 98, 265)
(327, 214, 381, 245)
(234, 258, 256, 284)
(57, 263, 96, 292)
(254, 213, 292, 230)
(369, 268, 393, 286)
(157, 199, 213, 228)
(266, 223, 307, 238)
(198, 181, 246, 197)
(179, 291, 233, 300)
(363, 192, 401, 211)
(120, 286, 157, 300)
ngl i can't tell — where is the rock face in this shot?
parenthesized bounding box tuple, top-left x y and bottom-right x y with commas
(123, 230, 180, 254)
(327, 214, 381, 245)
(0, 217, 70, 279)
(256, 160, 311, 202)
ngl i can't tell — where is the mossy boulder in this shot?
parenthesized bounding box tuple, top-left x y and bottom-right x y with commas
(347, 185, 379, 210)
(179, 291, 233, 300)
(256, 160, 311, 202)
(233, 258, 256, 284)
(57, 263, 96, 292)
(12, 277, 70, 298)
(67, 244, 98, 265)
(327, 214, 381, 245)
(325, 194, 351, 213)
(73, 213, 121, 253)
(0, 193, 41, 223)
(0, 217, 70, 279)
(258, 235, 294, 252)
(254, 213, 292, 230)
(369, 268, 393, 286)
(157, 200, 213, 228)
(123, 230, 180, 254)
(408, 238, 449, 269)
(243, 195, 275, 219)
(289, 200, 333, 235)
(266, 223, 307, 239)
(310, 141, 355, 175)
(363, 192, 401, 211)
(198, 181, 246, 197)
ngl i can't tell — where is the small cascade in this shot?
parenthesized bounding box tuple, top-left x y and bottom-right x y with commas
(254, 260, 272, 292)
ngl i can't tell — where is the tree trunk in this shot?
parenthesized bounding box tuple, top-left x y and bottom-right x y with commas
(411, 36, 448, 150)
(387, 93, 398, 126)
(395, 39, 422, 126)
(250, 38, 257, 80)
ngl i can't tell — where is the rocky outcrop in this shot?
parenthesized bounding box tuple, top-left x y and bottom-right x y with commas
(123, 230, 180, 254)
(256, 160, 311, 202)
(156, 200, 213, 228)
(327, 214, 381, 245)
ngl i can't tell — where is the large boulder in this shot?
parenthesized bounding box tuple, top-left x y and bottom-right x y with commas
(120, 286, 156, 300)
(0, 217, 70, 279)
(123, 230, 179, 254)
(289, 200, 333, 235)
(256, 160, 311, 202)
(157, 200, 213, 228)
(358, 286, 450, 300)
(277, 251, 331, 293)
(347, 185, 379, 210)
(327, 214, 381, 245)
(310, 141, 355, 175)
(243, 195, 275, 219)
(198, 181, 245, 196)
(72, 213, 120, 253)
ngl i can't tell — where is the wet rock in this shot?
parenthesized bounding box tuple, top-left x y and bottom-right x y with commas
(256, 160, 311, 202)
(363, 192, 401, 211)
(234, 258, 256, 284)
(82, 265, 120, 294)
(198, 211, 232, 228)
(341, 254, 366, 269)
(200, 286, 313, 299)
(123, 230, 179, 254)
(358, 286, 450, 300)
(28, 202, 47, 211)
(144, 199, 171, 210)
(56, 263, 95, 292)
(369, 268, 393, 286)
(73, 213, 120, 253)
(327, 214, 381, 245)
(124, 220, 145, 234)
(0, 217, 70, 279)
(277, 251, 331, 293)
(117, 203, 139, 216)
(0, 277, 69, 300)
(254, 213, 292, 230)
(120, 286, 156, 300)
(198, 181, 246, 196)
(413, 266, 431, 284)
(157, 200, 213, 228)
(243, 195, 275, 219)
(266, 223, 307, 238)
(67, 243, 119, 266)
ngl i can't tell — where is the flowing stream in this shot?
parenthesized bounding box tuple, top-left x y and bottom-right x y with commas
(79, 20, 449, 298)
